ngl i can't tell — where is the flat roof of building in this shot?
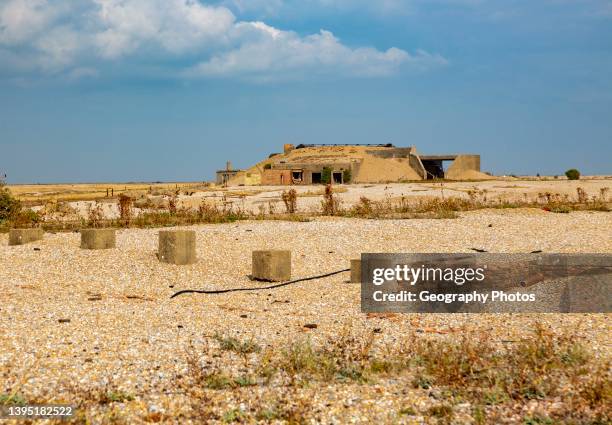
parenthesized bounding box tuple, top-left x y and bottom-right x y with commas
(419, 155, 458, 161)
(295, 143, 394, 149)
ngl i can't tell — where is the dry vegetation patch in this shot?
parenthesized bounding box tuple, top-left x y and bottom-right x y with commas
(20, 324, 603, 423)
(187, 325, 607, 423)
(342, 186, 610, 220)
(2, 181, 610, 232)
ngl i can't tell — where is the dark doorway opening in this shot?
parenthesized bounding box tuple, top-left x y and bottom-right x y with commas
(311, 172, 322, 184)
(421, 160, 445, 179)
(332, 172, 343, 184)
(292, 171, 303, 182)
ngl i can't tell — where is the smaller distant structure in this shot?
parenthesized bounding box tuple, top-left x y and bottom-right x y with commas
(216, 161, 241, 185)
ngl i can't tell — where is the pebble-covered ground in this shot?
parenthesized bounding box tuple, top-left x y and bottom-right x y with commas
(1, 208, 610, 424)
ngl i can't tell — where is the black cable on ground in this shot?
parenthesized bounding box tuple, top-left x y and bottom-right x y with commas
(170, 268, 351, 298)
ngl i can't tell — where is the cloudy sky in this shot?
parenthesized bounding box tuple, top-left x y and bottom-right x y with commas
(1, 0, 611, 182)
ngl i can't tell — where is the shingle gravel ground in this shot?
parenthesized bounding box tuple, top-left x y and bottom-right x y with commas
(0, 208, 610, 423)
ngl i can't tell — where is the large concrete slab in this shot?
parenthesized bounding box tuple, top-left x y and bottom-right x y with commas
(8, 228, 44, 246)
(252, 250, 291, 281)
(80, 229, 116, 250)
(158, 230, 197, 265)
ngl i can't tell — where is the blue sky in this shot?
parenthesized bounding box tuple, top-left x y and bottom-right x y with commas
(1, 0, 611, 183)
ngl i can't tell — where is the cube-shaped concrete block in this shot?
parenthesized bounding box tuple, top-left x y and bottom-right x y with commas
(350, 259, 361, 283)
(252, 250, 291, 282)
(158, 230, 196, 265)
(80, 229, 116, 250)
(8, 228, 44, 246)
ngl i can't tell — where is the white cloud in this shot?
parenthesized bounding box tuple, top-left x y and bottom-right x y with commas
(34, 26, 82, 70)
(0, 0, 446, 81)
(187, 24, 445, 81)
(93, 0, 235, 58)
(0, 0, 60, 44)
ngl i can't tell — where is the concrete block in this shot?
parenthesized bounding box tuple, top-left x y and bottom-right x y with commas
(350, 259, 361, 283)
(8, 228, 43, 246)
(80, 228, 116, 250)
(252, 250, 291, 281)
(158, 230, 196, 265)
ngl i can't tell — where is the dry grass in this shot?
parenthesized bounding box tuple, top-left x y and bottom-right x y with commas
(224, 189, 265, 198)
(406, 324, 596, 395)
(265, 324, 608, 423)
(297, 186, 348, 197)
(345, 196, 462, 219)
(34, 323, 608, 423)
(1, 185, 609, 233)
(117, 194, 133, 226)
(321, 184, 342, 215)
(130, 200, 249, 227)
(86, 201, 105, 228)
(342, 186, 610, 220)
(281, 189, 297, 214)
(8, 182, 206, 206)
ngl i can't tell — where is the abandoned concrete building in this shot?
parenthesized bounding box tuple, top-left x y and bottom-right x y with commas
(216, 161, 240, 185)
(218, 144, 490, 186)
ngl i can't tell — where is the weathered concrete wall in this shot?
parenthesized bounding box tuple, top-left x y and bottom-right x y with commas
(216, 170, 240, 185)
(445, 155, 482, 180)
(272, 162, 352, 172)
(354, 157, 421, 183)
(221, 170, 261, 186)
(366, 147, 413, 159)
(243, 172, 261, 185)
(261, 169, 292, 185)
(226, 157, 275, 186)
(408, 154, 426, 179)
(81, 229, 116, 249)
(263, 165, 352, 185)
(8, 228, 43, 246)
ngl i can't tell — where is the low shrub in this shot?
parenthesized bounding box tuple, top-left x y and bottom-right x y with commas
(321, 167, 332, 185)
(12, 209, 41, 227)
(214, 334, 261, 355)
(281, 189, 297, 214)
(87, 201, 105, 227)
(321, 184, 341, 215)
(565, 168, 580, 180)
(117, 194, 133, 226)
(343, 169, 352, 183)
(0, 186, 21, 223)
